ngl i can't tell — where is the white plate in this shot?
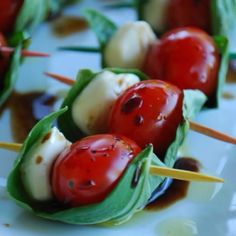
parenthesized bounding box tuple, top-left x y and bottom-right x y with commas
(1, 1, 236, 235)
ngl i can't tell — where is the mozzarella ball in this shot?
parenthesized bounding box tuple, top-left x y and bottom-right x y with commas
(72, 70, 140, 134)
(143, 0, 170, 32)
(104, 21, 156, 69)
(21, 127, 71, 201)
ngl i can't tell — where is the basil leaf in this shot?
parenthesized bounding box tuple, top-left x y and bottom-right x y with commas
(57, 68, 148, 141)
(58, 46, 100, 53)
(57, 69, 96, 142)
(14, 0, 49, 34)
(58, 67, 206, 167)
(164, 90, 207, 167)
(0, 32, 31, 106)
(7, 108, 68, 209)
(14, 0, 80, 34)
(211, 0, 236, 52)
(0, 44, 22, 106)
(83, 9, 117, 50)
(211, 36, 229, 108)
(83, 9, 117, 67)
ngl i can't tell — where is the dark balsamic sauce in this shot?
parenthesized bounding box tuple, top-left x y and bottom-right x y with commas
(222, 92, 235, 100)
(5, 91, 57, 143)
(146, 157, 201, 211)
(52, 16, 88, 37)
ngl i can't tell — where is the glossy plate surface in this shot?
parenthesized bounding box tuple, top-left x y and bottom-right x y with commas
(0, 1, 236, 235)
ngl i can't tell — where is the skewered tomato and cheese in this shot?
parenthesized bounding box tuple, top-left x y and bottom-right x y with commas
(96, 21, 221, 99)
(53, 68, 206, 163)
(19, 124, 142, 207)
(72, 70, 140, 134)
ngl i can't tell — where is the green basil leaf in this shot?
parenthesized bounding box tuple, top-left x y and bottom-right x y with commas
(58, 46, 100, 53)
(0, 44, 22, 106)
(163, 90, 207, 167)
(14, 0, 49, 34)
(0, 32, 31, 106)
(83, 9, 117, 67)
(83, 9, 117, 50)
(209, 35, 229, 108)
(57, 68, 148, 142)
(211, 0, 236, 52)
(7, 107, 68, 210)
(57, 69, 96, 142)
(14, 0, 80, 34)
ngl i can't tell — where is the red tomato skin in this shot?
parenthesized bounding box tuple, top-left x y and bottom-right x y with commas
(0, 34, 9, 86)
(167, 0, 211, 33)
(52, 134, 141, 207)
(0, 0, 23, 34)
(108, 80, 183, 160)
(142, 27, 220, 98)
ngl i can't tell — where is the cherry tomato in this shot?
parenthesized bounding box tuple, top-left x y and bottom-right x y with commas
(52, 134, 141, 206)
(167, 0, 211, 33)
(142, 27, 220, 98)
(108, 80, 183, 160)
(0, 33, 10, 86)
(0, 0, 23, 34)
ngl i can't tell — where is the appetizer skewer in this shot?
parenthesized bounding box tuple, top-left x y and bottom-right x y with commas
(45, 71, 236, 148)
(0, 141, 223, 183)
(1, 109, 223, 225)
(0, 46, 50, 58)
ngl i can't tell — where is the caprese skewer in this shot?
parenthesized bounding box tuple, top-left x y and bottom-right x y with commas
(45, 69, 236, 163)
(0, 108, 223, 225)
